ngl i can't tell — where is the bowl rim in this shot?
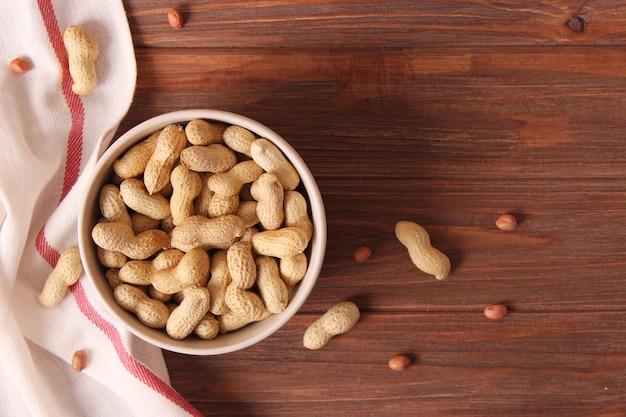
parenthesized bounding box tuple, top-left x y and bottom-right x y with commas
(78, 109, 326, 355)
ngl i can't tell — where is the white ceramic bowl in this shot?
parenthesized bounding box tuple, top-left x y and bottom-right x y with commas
(78, 109, 326, 355)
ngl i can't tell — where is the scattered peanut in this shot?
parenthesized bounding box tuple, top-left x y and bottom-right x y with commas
(10, 57, 31, 74)
(167, 7, 184, 29)
(37, 246, 83, 307)
(303, 301, 360, 350)
(71, 350, 87, 372)
(63, 25, 99, 95)
(388, 354, 411, 371)
(496, 213, 518, 231)
(484, 304, 508, 320)
(395, 221, 450, 280)
(353, 246, 372, 263)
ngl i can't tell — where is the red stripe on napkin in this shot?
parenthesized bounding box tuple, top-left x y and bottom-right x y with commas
(71, 282, 198, 413)
(36, 0, 84, 201)
(34, 2, 202, 416)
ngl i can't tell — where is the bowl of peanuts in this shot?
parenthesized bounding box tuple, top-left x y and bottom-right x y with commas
(78, 109, 326, 355)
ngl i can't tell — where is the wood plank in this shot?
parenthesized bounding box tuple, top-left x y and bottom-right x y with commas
(122, 0, 626, 47)
(308, 179, 626, 312)
(163, 311, 626, 416)
(118, 46, 626, 180)
(116, 2, 626, 415)
(114, 47, 626, 313)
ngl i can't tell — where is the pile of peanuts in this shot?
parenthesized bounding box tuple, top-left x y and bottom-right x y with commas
(91, 119, 313, 341)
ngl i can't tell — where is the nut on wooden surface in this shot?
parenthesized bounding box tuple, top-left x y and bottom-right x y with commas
(353, 245, 372, 263)
(168, 7, 184, 29)
(303, 301, 360, 350)
(388, 354, 411, 371)
(395, 221, 451, 280)
(495, 213, 517, 231)
(484, 304, 508, 320)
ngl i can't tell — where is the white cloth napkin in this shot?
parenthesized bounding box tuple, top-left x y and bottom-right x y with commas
(0, 1, 201, 416)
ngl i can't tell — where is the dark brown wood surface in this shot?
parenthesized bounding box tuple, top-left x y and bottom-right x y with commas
(119, 1, 626, 415)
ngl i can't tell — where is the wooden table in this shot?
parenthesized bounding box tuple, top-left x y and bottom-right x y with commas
(119, 1, 626, 415)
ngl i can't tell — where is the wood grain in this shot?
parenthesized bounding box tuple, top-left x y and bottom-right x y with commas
(119, 0, 626, 415)
(120, 46, 626, 180)
(165, 313, 626, 416)
(123, 0, 626, 47)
